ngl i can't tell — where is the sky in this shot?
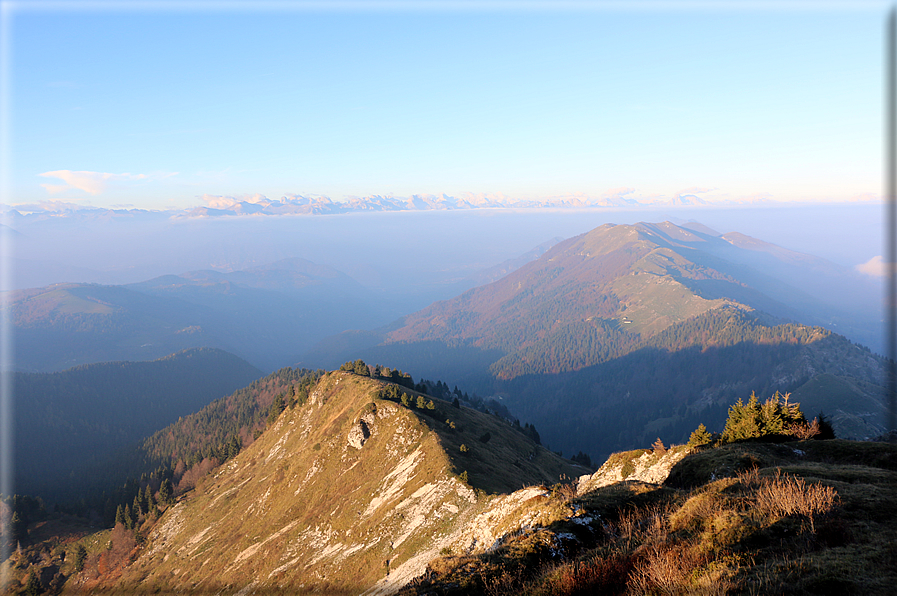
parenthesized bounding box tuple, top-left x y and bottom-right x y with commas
(0, 0, 889, 210)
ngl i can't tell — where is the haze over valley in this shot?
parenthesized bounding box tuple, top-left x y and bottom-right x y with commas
(0, 3, 892, 594)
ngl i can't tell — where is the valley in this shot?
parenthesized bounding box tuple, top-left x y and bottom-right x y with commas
(1, 215, 890, 595)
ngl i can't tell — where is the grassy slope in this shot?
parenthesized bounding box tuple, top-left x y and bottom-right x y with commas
(70, 371, 581, 595)
(403, 438, 897, 596)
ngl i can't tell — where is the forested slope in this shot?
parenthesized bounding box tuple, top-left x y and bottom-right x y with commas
(14, 348, 263, 501)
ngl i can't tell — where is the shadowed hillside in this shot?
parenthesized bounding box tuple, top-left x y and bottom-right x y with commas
(14, 348, 264, 501)
(305, 222, 886, 462)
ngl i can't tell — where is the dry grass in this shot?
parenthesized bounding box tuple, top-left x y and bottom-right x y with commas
(746, 468, 838, 532)
(402, 440, 890, 596)
(628, 543, 717, 595)
(529, 553, 633, 596)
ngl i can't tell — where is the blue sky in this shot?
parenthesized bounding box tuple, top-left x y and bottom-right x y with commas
(1, 1, 888, 209)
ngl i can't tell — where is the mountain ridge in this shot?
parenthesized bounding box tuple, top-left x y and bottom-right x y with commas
(303, 221, 886, 459)
(78, 371, 584, 594)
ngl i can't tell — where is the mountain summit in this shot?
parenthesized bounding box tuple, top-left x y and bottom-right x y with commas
(309, 222, 886, 459)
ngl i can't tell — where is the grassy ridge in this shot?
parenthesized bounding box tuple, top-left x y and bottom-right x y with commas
(73, 371, 581, 594)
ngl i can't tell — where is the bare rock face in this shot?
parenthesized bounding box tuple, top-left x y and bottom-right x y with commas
(348, 419, 371, 449)
(576, 445, 690, 496)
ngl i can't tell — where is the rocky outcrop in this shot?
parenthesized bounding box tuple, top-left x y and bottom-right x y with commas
(576, 445, 690, 496)
(348, 419, 371, 449)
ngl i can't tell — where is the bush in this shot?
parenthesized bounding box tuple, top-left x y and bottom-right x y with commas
(752, 469, 838, 532)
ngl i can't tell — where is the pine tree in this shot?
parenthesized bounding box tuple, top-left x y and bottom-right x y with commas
(225, 434, 241, 460)
(721, 391, 805, 443)
(23, 569, 42, 596)
(144, 485, 156, 513)
(267, 393, 286, 426)
(816, 412, 836, 440)
(114, 505, 126, 527)
(687, 423, 713, 448)
(159, 478, 173, 505)
(74, 544, 87, 572)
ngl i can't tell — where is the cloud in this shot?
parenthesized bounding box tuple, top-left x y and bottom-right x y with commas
(856, 255, 890, 277)
(39, 170, 148, 195)
(200, 194, 241, 209)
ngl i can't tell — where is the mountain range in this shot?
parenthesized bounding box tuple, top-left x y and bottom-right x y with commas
(5, 258, 398, 372)
(0, 217, 890, 595)
(5, 192, 828, 221)
(306, 222, 886, 459)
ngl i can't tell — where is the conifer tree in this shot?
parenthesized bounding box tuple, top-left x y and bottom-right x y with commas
(23, 569, 41, 596)
(144, 486, 156, 511)
(159, 479, 173, 505)
(267, 393, 286, 426)
(74, 544, 87, 572)
(225, 434, 241, 460)
(687, 423, 713, 448)
(721, 391, 804, 443)
(114, 505, 126, 527)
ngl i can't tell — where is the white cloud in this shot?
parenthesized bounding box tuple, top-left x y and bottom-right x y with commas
(38, 170, 148, 195)
(856, 255, 889, 277)
(200, 194, 241, 209)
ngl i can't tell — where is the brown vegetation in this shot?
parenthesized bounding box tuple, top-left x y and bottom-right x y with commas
(403, 439, 897, 596)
